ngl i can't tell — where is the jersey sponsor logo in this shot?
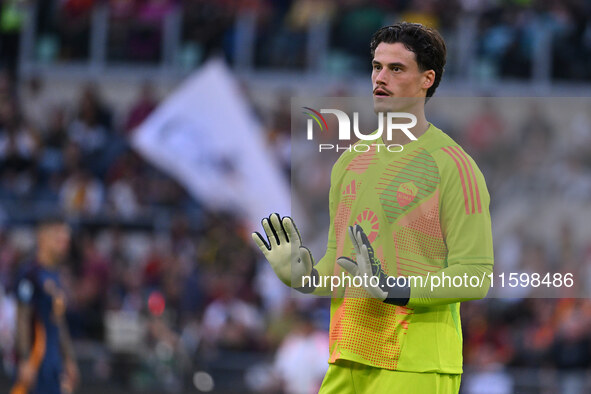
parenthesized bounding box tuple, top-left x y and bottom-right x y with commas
(355, 209, 379, 243)
(396, 181, 418, 207)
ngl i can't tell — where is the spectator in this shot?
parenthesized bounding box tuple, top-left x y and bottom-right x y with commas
(273, 311, 329, 394)
(20, 76, 54, 132)
(0, 100, 39, 196)
(59, 168, 104, 216)
(107, 177, 140, 218)
(201, 275, 264, 351)
(58, 0, 95, 59)
(124, 81, 159, 135)
(0, 0, 26, 78)
(68, 100, 108, 155)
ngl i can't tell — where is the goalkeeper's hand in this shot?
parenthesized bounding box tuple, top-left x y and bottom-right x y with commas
(337, 224, 409, 306)
(252, 213, 318, 293)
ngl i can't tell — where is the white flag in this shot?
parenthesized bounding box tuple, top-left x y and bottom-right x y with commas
(131, 59, 291, 228)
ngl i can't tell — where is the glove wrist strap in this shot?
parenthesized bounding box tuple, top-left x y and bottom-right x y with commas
(382, 278, 410, 306)
(294, 268, 318, 294)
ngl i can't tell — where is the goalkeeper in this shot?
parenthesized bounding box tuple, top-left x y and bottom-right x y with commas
(253, 22, 493, 393)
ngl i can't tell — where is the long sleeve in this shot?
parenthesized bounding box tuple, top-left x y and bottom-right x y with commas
(310, 161, 341, 296)
(407, 146, 494, 307)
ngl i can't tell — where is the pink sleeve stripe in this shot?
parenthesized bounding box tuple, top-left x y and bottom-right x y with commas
(449, 146, 475, 214)
(456, 148, 482, 213)
(442, 147, 470, 215)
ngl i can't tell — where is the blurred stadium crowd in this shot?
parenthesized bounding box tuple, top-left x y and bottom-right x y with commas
(0, 0, 591, 393)
(2, 0, 591, 79)
(0, 69, 331, 392)
(0, 74, 591, 393)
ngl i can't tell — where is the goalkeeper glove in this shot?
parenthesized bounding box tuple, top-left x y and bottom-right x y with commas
(252, 213, 318, 293)
(337, 224, 409, 306)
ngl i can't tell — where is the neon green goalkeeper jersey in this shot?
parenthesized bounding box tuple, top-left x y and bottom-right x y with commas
(314, 123, 494, 374)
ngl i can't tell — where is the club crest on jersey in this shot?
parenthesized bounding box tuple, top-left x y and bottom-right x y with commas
(397, 182, 418, 207)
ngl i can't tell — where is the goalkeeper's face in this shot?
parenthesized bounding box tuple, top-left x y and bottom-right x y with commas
(371, 42, 435, 113)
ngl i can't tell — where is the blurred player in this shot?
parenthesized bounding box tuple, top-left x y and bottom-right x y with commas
(11, 217, 79, 394)
(253, 22, 494, 393)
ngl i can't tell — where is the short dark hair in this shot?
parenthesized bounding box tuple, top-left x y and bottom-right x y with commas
(370, 22, 447, 98)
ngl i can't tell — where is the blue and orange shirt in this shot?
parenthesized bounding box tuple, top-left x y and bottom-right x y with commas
(13, 261, 67, 394)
